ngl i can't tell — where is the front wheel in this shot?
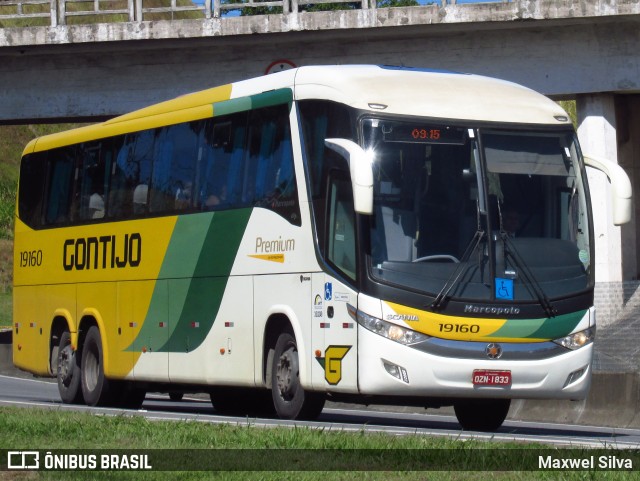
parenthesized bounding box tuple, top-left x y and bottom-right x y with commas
(56, 331, 83, 404)
(454, 398, 511, 431)
(271, 331, 325, 420)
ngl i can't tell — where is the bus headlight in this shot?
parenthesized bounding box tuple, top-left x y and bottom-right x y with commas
(356, 310, 429, 345)
(553, 327, 595, 350)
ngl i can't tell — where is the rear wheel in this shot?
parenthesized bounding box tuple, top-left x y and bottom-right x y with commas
(80, 326, 113, 406)
(454, 398, 511, 431)
(56, 330, 83, 404)
(271, 331, 325, 420)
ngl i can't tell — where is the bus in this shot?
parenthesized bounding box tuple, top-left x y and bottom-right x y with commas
(13, 65, 631, 431)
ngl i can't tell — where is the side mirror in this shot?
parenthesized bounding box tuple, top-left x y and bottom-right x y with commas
(324, 138, 374, 215)
(584, 154, 632, 225)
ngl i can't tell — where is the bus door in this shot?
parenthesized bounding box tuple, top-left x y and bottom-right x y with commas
(311, 170, 359, 392)
(312, 274, 358, 392)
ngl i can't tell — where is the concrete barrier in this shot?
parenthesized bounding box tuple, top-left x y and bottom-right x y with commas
(0, 331, 637, 428)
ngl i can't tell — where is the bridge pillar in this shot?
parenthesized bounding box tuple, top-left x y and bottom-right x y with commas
(576, 94, 625, 284)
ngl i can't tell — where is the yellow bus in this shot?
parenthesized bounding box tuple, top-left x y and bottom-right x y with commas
(13, 65, 631, 430)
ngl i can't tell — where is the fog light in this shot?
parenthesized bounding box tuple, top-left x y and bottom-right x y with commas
(563, 367, 586, 387)
(382, 359, 409, 384)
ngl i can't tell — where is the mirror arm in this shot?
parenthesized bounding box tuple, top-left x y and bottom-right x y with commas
(325, 138, 374, 215)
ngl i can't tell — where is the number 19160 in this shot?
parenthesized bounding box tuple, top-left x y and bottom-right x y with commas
(20, 250, 42, 268)
(438, 323, 480, 334)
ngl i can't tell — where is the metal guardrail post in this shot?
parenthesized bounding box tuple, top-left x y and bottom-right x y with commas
(127, 0, 134, 21)
(291, 0, 298, 14)
(50, 0, 58, 27)
(59, 0, 66, 25)
(204, 0, 212, 19)
(213, 0, 220, 18)
(135, 0, 142, 21)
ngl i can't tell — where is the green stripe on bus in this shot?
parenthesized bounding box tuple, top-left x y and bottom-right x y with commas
(488, 309, 587, 340)
(213, 88, 293, 117)
(127, 208, 252, 353)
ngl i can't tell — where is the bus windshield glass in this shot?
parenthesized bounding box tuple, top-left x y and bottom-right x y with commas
(363, 118, 592, 303)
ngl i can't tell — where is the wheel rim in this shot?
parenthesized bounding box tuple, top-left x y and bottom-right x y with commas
(84, 344, 99, 392)
(276, 345, 298, 402)
(57, 344, 74, 387)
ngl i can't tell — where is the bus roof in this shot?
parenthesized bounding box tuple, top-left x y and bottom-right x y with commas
(24, 65, 571, 154)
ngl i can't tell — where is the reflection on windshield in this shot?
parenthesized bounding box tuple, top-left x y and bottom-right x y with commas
(364, 118, 591, 304)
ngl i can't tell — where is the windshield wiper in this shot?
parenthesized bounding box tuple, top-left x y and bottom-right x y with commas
(430, 225, 486, 312)
(499, 232, 557, 318)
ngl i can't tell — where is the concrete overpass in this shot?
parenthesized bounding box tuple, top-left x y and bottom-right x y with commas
(2, 0, 640, 347)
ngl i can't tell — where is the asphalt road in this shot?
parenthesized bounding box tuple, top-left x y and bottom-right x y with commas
(2, 374, 640, 449)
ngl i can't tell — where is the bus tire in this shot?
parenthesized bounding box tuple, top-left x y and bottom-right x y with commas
(454, 398, 510, 431)
(56, 330, 83, 404)
(271, 331, 325, 420)
(80, 326, 113, 407)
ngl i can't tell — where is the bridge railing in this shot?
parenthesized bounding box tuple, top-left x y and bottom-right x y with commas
(0, 0, 511, 26)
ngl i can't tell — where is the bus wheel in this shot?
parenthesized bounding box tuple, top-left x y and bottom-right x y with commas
(80, 326, 113, 407)
(56, 331, 83, 404)
(271, 331, 325, 420)
(454, 398, 511, 431)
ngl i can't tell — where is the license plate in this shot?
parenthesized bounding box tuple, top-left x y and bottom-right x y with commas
(472, 370, 511, 386)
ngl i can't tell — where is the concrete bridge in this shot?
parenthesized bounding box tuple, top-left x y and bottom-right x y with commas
(2, 0, 640, 355)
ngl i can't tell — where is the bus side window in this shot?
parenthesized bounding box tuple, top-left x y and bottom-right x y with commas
(45, 146, 77, 225)
(78, 143, 108, 221)
(18, 152, 47, 228)
(327, 172, 356, 280)
(108, 134, 142, 219)
(200, 113, 247, 211)
(247, 105, 300, 225)
(150, 122, 203, 214)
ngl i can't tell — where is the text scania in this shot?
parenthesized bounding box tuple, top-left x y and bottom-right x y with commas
(63, 234, 141, 271)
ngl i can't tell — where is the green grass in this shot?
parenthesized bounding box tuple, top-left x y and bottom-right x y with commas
(0, 407, 638, 480)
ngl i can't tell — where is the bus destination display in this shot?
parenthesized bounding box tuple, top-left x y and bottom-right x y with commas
(382, 123, 466, 145)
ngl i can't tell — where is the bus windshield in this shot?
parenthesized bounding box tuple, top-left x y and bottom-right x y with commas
(363, 118, 592, 304)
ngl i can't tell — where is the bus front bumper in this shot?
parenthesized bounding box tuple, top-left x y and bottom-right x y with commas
(356, 325, 592, 401)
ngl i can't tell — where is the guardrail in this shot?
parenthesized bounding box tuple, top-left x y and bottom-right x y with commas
(0, 0, 511, 27)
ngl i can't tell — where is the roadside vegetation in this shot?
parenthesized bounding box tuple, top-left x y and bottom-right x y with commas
(0, 407, 637, 480)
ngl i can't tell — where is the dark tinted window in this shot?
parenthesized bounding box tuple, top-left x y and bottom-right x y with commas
(19, 102, 300, 228)
(18, 152, 47, 228)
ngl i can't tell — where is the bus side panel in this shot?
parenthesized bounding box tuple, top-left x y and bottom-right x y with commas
(253, 274, 311, 388)
(129, 280, 169, 383)
(13, 283, 76, 376)
(169, 276, 255, 385)
(312, 275, 358, 393)
(13, 285, 50, 376)
(115, 281, 145, 380)
(77, 282, 127, 379)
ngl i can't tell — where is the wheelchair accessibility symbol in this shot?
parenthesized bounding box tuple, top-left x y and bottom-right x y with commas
(324, 282, 332, 301)
(495, 278, 514, 300)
